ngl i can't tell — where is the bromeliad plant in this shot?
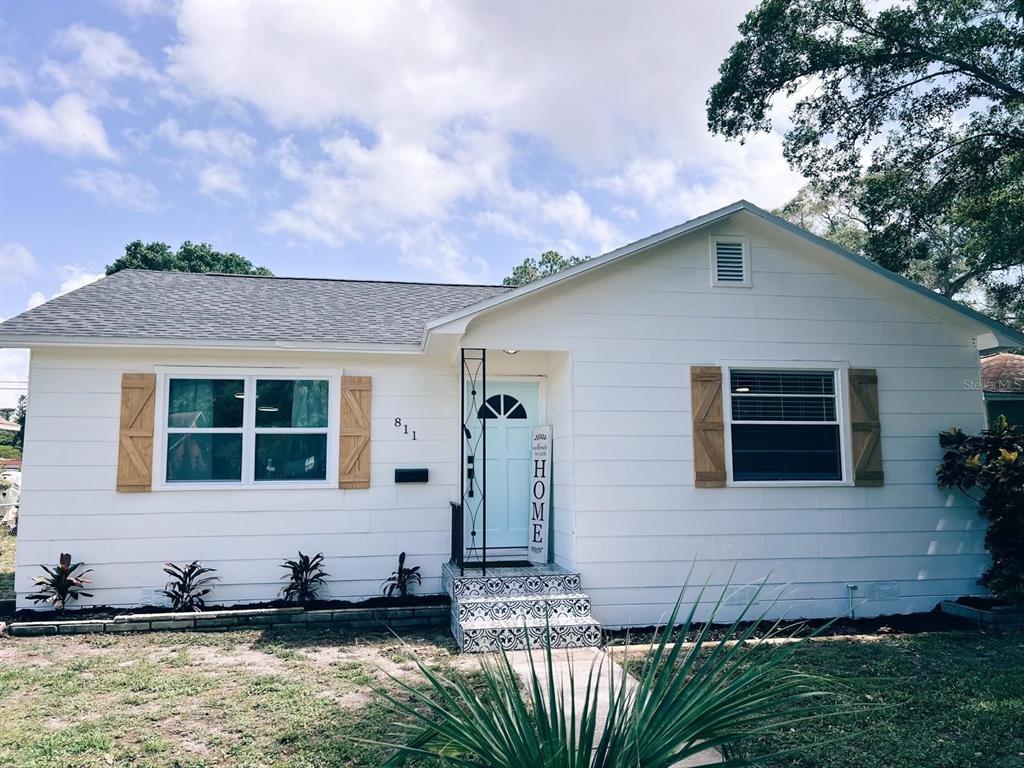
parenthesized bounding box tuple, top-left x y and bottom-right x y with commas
(27, 553, 93, 613)
(381, 552, 421, 599)
(280, 551, 330, 603)
(373, 579, 849, 767)
(937, 416, 1024, 606)
(162, 560, 219, 612)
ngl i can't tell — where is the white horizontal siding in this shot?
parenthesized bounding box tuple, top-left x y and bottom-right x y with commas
(15, 349, 469, 608)
(461, 209, 988, 626)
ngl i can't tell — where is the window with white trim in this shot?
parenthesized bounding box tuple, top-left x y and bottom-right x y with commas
(710, 237, 750, 287)
(727, 369, 843, 482)
(165, 376, 331, 484)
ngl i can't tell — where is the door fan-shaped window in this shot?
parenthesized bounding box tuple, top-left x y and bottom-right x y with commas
(478, 393, 528, 419)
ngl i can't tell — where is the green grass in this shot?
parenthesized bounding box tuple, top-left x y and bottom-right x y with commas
(0, 625, 473, 767)
(681, 632, 1024, 768)
(0, 525, 14, 602)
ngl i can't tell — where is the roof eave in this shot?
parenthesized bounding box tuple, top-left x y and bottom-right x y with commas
(0, 334, 425, 355)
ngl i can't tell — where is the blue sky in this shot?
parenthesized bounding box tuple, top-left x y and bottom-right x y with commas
(0, 0, 802, 405)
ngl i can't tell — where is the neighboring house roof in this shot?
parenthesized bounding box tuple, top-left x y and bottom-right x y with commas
(426, 200, 1024, 350)
(0, 270, 511, 349)
(0, 418, 19, 432)
(981, 352, 1024, 395)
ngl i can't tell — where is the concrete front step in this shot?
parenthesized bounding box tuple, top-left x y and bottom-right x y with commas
(456, 614, 603, 653)
(456, 592, 592, 623)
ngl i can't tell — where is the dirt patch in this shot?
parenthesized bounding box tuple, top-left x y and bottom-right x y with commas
(181, 645, 292, 676)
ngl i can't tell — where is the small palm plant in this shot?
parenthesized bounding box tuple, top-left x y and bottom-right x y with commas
(381, 552, 421, 599)
(162, 560, 219, 612)
(280, 551, 330, 603)
(374, 579, 847, 766)
(27, 553, 93, 613)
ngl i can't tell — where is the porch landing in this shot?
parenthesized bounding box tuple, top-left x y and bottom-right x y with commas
(442, 562, 602, 653)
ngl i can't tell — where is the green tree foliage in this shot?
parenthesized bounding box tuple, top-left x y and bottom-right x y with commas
(938, 417, 1024, 605)
(503, 250, 588, 287)
(106, 241, 273, 277)
(773, 183, 868, 254)
(709, 0, 1024, 329)
(12, 395, 25, 452)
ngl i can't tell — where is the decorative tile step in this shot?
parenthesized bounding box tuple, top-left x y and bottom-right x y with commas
(443, 562, 582, 599)
(456, 615, 603, 653)
(456, 593, 592, 623)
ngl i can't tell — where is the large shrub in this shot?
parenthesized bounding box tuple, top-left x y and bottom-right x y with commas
(937, 416, 1024, 606)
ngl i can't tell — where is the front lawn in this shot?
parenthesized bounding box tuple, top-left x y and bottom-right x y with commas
(0, 625, 472, 767)
(698, 631, 1024, 768)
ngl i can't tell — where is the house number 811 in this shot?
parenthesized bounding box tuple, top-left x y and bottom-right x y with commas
(394, 418, 417, 440)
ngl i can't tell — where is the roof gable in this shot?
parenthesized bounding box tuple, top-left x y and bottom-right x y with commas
(427, 200, 1024, 350)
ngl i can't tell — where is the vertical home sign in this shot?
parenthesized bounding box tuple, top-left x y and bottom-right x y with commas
(528, 425, 552, 564)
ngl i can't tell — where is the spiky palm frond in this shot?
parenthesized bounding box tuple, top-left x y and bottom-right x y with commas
(372, 577, 854, 767)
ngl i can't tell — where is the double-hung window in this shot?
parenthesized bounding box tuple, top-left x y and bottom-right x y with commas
(164, 375, 331, 485)
(727, 369, 844, 482)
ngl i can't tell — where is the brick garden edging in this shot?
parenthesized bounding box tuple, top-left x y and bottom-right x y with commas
(3, 604, 449, 637)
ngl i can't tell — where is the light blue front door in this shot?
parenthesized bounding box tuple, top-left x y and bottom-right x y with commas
(466, 380, 540, 552)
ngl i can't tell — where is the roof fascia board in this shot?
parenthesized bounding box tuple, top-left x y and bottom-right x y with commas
(0, 335, 424, 355)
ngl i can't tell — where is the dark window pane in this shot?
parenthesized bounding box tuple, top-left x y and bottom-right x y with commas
(168, 379, 244, 428)
(255, 379, 329, 428)
(731, 370, 834, 396)
(731, 424, 842, 481)
(255, 434, 328, 481)
(732, 396, 836, 422)
(166, 434, 242, 482)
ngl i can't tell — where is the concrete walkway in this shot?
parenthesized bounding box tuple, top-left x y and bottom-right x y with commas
(504, 646, 721, 766)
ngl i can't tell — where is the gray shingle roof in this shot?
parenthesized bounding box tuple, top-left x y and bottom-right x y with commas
(0, 270, 512, 346)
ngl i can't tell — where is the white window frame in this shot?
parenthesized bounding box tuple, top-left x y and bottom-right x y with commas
(721, 361, 853, 487)
(709, 235, 752, 288)
(153, 366, 339, 491)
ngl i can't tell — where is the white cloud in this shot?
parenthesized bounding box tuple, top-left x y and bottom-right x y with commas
(67, 168, 160, 211)
(0, 243, 37, 286)
(166, 1, 755, 164)
(589, 134, 803, 220)
(26, 266, 104, 311)
(392, 224, 489, 284)
(0, 348, 29, 409)
(198, 163, 247, 199)
(0, 93, 116, 158)
(156, 118, 256, 164)
(0, 57, 29, 92)
(42, 23, 160, 92)
(164, 1, 803, 262)
(540, 191, 621, 255)
(266, 129, 509, 246)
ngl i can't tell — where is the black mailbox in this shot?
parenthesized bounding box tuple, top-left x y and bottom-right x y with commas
(395, 468, 429, 484)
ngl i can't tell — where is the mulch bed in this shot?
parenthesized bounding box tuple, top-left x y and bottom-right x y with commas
(604, 607, 978, 645)
(4, 593, 449, 623)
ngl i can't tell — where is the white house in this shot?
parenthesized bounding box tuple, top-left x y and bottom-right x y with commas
(2, 201, 1020, 651)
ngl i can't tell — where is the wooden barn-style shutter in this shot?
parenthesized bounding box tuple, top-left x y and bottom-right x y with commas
(848, 368, 884, 486)
(117, 373, 156, 492)
(339, 376, 372, 489)
(691, 366, 726, 488)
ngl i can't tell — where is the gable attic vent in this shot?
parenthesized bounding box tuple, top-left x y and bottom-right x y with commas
(710, 237, 750, 287)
